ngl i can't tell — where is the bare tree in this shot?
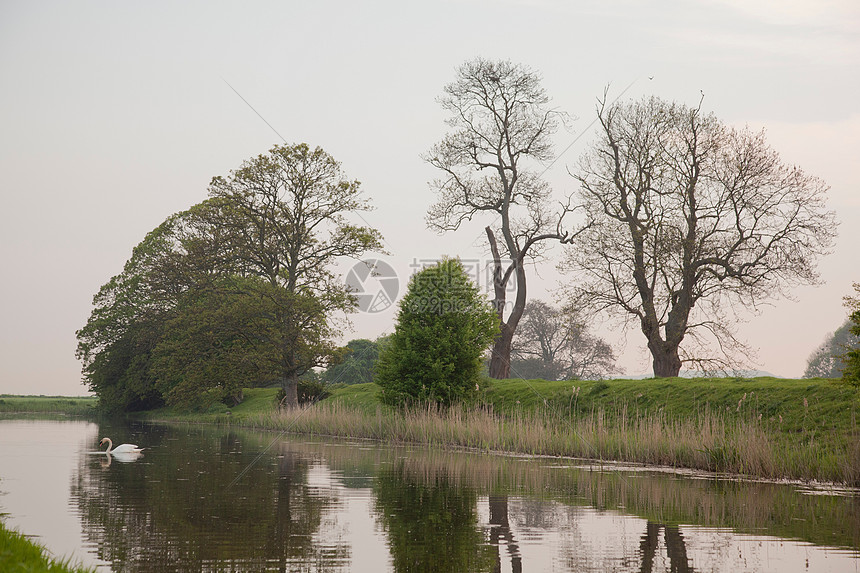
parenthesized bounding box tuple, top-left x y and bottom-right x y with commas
(426, 58, 587, 379)
(563, 94, 837, 377)
(511, 300, 616, 380)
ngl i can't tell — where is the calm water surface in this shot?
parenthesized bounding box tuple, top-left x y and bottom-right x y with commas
(0, 418, 858, 572)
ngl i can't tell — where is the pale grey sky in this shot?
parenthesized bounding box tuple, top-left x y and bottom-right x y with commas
(1, 0, 858, 395)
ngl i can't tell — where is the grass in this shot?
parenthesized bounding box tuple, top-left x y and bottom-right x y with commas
(0, 520, 95, 573)
(0, 395, 97, 416)
(225, 376, 860, 485)
(137, 387, 278, 423)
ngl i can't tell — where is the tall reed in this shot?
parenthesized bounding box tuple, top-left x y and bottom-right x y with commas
(247, 399, 859, 485)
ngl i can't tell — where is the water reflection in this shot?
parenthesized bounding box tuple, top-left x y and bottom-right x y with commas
(71, 426, 345, 571)
(638, 522, 692, 573)
(2, 419, 858, 572)
(374, 459, 495, 572)
(489, 496, 522, 573)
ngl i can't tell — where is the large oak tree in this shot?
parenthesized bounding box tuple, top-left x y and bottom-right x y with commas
(564, 95, 837, 377)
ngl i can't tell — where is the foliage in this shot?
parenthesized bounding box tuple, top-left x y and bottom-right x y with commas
(803, 319, 859, 378)
(843, 283, 860, 385)
(151, 277, 339, 410)
(510, 300, 615, 380)
(564, 94, 837, 377)
(425, 58, 588, 379)
(323, 337, 389, 385)
(76, 143, 382, 412)
(74, 217, 187, 412)
(375, 259, 499, 406)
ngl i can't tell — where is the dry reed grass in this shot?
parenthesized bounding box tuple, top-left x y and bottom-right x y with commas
(247, 399, 859, 485)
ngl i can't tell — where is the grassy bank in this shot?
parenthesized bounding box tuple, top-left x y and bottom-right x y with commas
(143, 377, 860, 484)
(0, 395, 97, 416)
(0, 520, 94, 573)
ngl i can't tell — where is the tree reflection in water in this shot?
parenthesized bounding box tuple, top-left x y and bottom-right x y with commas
(373, 459, 496, 572)
(639, 522, 693, 573)
(489, 495, 522, 573)
(70, 426, 346, 571)
(63, 423, 859, 572)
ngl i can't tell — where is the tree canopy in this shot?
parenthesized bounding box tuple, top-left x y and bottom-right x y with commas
(77, 143, 382, 411)
(375, 259, 499, 406)
(563, 94, 837, 377)
(323, 337, 389, 386)
(842, 283, 860, 385)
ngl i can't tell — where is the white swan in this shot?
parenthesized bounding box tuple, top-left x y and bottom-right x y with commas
(100, 437, 143, 454)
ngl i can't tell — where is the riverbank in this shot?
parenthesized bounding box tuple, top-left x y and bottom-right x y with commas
(142, 377, 860, 486)
(0, 520, 94, 573)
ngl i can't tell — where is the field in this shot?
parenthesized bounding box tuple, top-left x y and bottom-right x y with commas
(0, 395, 97, 416)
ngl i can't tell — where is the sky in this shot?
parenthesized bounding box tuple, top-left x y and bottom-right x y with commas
(1, 0, 858, 396)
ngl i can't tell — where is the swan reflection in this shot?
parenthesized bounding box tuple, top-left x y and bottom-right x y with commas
(99, 451, 144, 467)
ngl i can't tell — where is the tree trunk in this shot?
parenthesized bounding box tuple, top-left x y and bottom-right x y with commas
(486, 226, 528, 380)
(489, 323, 514, 379)
(280, 374, 299, 408)
(649, 340, 682, 378)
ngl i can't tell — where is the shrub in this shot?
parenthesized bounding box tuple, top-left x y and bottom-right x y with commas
(375, 258, 499, 407)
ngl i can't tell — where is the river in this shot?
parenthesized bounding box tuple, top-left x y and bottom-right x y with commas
(0, 418, 858, 572)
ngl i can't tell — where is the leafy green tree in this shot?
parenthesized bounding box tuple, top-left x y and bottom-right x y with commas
(204, 143, 384, 405)
(77, 143, 382, 411)
(75, 216, 190, 412)
(323, 337, 386, 385)
(843, 283, 860, 385)
(152, 276, 342, 410)
(375, 259, 498, 406)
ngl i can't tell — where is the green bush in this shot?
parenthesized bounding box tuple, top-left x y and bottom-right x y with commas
(375, 258, 499, 407)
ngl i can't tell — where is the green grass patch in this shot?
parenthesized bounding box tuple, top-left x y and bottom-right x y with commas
(138, 387, 280, 423)
(0, 395, 98, 416)
(0, 520, 95, 573)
